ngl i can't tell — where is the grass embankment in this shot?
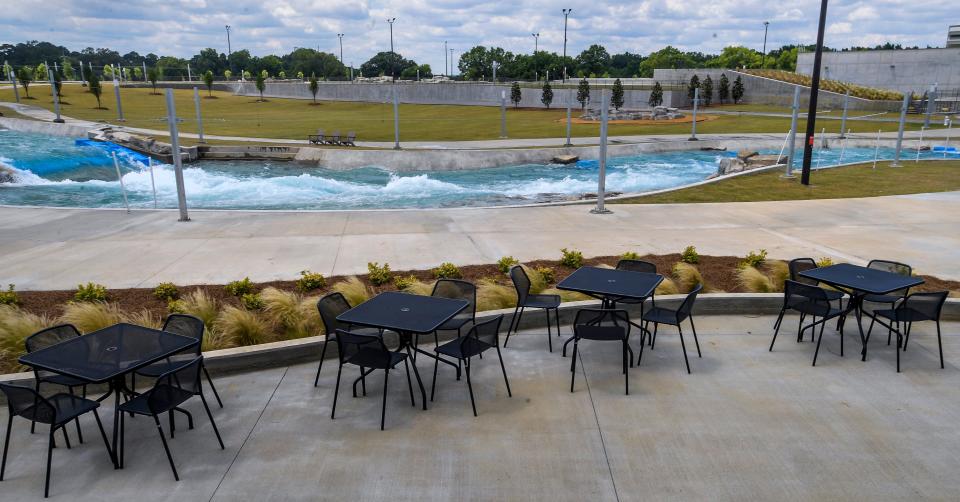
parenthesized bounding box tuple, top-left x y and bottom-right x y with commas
(613, 160, 960, 204)
(0, 84, 936, 142)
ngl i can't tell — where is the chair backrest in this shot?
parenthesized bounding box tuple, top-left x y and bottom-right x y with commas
(573, 308, 631, 335)
(616, 259, 656, 274)
(149, 356, 204, 414)
(333, 329, 391, 367)
(162, 314, 205, 355)
(0, 383, 56, 424)
(346, 131, 356, 139)
(868, 259, 913, 296)
(432, 279, 477, 323)
(784, 279, 832, 305)
(509, 265, 531, 305)
(788, 258, 819, 286)
(677, 284, 703, 318)
(25, 324, 81, 353)
(899, 291, 948, 321)
(466, 315, 503, 349)
(317, 292, 353, 335)
(330, 130, 340, 138)
(317, 129, 325, 136)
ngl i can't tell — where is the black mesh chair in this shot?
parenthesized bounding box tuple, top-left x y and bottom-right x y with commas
(134, 314, 223, 408)
(776, 258, 846, 342)
(570, 309, 633, 395)
(504, 265, 561, 352)
(118, 357, 223, 480)
(430, 315, 511, 415)
(863, 259, 913, 317)
(1, 383, 112, 498)
(24, 325, 88, 439)
(639, 284, 703, 374)
(330, 330, 421, 430)
(419, 279, 477, 353)
(770, 280, 847, 366)
(314, 292, 383, 386)
(867, 291, 948, 372)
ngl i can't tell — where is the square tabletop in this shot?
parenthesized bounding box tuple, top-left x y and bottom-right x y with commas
(19, 323, 198, 383)
(337, 291, 468, 334)
(557, 266, 663, 300)
(800, 263, 924, 295)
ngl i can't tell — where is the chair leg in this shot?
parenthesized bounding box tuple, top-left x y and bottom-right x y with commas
(797, 312, 806, 343)
(315, 338, 329, 387)
(68, 387, 84, 444)
(1, 414, 12, 481)
(651, 323, 659, 350)
(331, 363, 343, 420)
(812, 319, 826, 367)
(840, 316, 844, 357)
(570, 339, 579, 393)
(770, 308, 786, 351)
(169, 410, 176, 439)
(690, 317, 702, 358)
(91, 410, 114, 466)
(152, 415, 179, 481)
(31, 380, 40, 435)
(430, 354, 440, 402)
(624, 340, 630, 396)
(199, 393, 225, 450)
(555, 308, 562, 338)
(120, 411, 125, 468)
(496, 347, 512, 397)
(45, 426, 54, 497)
(678, 325, 691, 374)
(380, 370, 390, 431)
(403, 358, 416, 407)
(61, 427, 71, 450)
(903, 321, 912, 351)
(202, 365, 224, 408)
(937, 321, 944, 369)
(504, 306, 521, 347)
(545, 308, 553, 353)
(465, 358, 477, 417)
(895, 325, 903, 373)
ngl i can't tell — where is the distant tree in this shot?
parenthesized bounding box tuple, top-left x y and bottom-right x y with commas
(611, 78, 625, 111)
(16, 67, 32, 98)
(687, 74, 700, 100)
(702, 75, 713, 106)
(576, 44, 611, 78)
(87, 71, 103, 108)
(224, 69, 232, 80)
(203, 70, 214, 96)
(297, 71, 304, 80)
(102, 64, 114, 79)
(255, 72, 266, 101)
(732, 75, 744, 104)
(510, 81, 522, 108)
(308, 73, 319, 103)
(132, 66, 142, 81)
(61, 60, 75, 80)
(146, 67, 159, 94)
(34, 63, 47, 81)
(577, 78, 590, 110)
(541, 81, 553, 108)
(2, 62, 12, 80)
(718, 73, 730, 104)
(278, 71, 286, 79)
(260, 69, 268, 80)
(649, 81, 663, 107)
(416, 64, 433, 79)
(242, 70, 251, 80)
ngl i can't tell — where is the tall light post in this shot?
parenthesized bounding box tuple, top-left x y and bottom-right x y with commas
(225, 25, 232, 74)
(761, 21, 770, 69)
(532, 32, 540, 53)
(562, 8, 572, 82)
(444, 41, 448, 76)
(450, 48, 455, 77)
(801, 0, 829, 186)
(337, 33, 344, 63)
(386, 18, 396, 80)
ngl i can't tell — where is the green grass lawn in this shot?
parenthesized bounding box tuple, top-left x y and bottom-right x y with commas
(0, 84, 937, 142)
(612, 160, 960, 204)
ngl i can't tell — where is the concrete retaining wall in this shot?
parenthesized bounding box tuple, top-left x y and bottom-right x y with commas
(652, 69, 901, 111)
(0, 117, 93, 137)
(797, 48, 960, 94)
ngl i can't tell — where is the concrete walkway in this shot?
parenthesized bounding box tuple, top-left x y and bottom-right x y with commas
(2, 191, 958, 291)
(2, 315, 960, 500)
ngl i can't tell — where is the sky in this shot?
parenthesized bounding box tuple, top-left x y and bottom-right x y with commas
(2, 0, 955, 71)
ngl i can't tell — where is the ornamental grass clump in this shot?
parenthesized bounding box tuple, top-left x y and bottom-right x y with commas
(122, 309, 162, 329)
(737, 266, 776, 293)
(261, 287, 318, 338)
(332, 277, 372, 306)
(766, 261, 790, 292)
(0, 305, 52, 373)
(476, 279, 517, 311)
(655, 278, 681, 295)
(181, 289, 220, 329)
(216, 306, 272, 347)
(672, 262, 704, 293)
(61, 301, 122, 333)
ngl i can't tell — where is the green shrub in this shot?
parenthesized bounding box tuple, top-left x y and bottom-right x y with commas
(393, 275, 418, 291)
(816, 257, 835, 268)
(497, 256, 519, 274)
(167, 299, 187, 313)
(680, 246, 700, 264)
(225, 277, 255, 297)
(0, 284, 18, 306)
(153, 282, 179, 301)
(367, 262, 393, 286)
(559, 248, 583, 269)
(433, 262, 463, 279)
(240, 293, 265, 310)
(739, 249, 768, 269)
(534, 266, 555, 285)
(74, 282, 108, 302)
(296, 270, 326, 292)
(620, 251, 641, 261)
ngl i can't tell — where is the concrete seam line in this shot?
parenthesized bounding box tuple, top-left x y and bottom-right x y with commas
(578, 349, 621, 502)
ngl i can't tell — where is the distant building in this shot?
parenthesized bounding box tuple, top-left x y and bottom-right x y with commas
(796, 47, 960, 94)
(949, 25, 960, 48)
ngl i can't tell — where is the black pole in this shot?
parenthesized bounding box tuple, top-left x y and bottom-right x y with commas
(800, 0, 829, 186)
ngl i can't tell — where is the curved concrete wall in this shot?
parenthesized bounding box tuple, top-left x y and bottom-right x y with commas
(797, 48, 960, 94)
(0, 117, 93, 137)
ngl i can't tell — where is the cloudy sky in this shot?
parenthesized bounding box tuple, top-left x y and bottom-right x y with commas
(2, 0, 955, 70)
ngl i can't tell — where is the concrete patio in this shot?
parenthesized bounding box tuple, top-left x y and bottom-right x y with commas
(2, 314, 959, 500)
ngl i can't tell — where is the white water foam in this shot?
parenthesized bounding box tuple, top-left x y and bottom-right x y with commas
(0, 156, 53, 185)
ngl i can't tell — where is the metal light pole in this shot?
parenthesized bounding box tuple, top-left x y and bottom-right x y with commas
(387, 18, 396, 80)
(8, 70, 19, 103)
(761, 21, 770, 69)
(500, 90, 507, 138)
(562, 9, 572, 83)
(800, 0, 830, 186)
(532, 33, 539, 53)
(444, 41, 448, 76)
(113, 75, 125, 122)
(193, 87, 205, 144)
(786, 86, 800, 177)
(591, 90, 611, 214)
(392, 86, 401, 149)
(839, 90, 849, 138)
(337, 33, 344, 63)
(225, 25, 232, 56)
(450, 48, 455, 77)
(891, 93, 910, 167)
(689, 88, 699, 141)
(79, 60, 85, 85)
(47, 69, 64, 123)
(164, 88, 190, 221)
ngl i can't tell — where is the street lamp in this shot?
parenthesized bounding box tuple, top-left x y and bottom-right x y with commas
(801, 0, 829, 186)
(761, 21, 770, 69)
(225, 25, 232, 73)
(562, 8, 572, 82)
(386, 18, 396, 80)
(337, 33, 344, 63)
(532, 32, 540, 53)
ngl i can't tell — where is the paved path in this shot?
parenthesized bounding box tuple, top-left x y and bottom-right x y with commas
(2, 191, 958, 291)
(2, 316, 960, 500)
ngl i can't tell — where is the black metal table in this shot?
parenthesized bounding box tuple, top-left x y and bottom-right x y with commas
(19, 323, 198, 468)
(800, 263, 924, 361)
(557, 266, 664, 355)
(337, 292, 468, 410)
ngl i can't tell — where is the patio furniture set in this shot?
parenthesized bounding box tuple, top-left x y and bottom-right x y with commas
(307, 129, 357, 146)
(0, 258, 950, 497)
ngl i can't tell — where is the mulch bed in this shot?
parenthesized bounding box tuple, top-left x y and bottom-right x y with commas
(13, 254, 959, 320)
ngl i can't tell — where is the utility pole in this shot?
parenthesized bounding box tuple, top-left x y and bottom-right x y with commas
(562, 9, 572, 83)
(450, 48, 455, 77)
(801, 0, 829, 186)
(761, 21, 770, 69)
(337, 33, 344, 63)
(225, 25, 232, 56)
(387, 18, 396, 80)
(444, 41, 448, 76)
(532, 32, 539, 53)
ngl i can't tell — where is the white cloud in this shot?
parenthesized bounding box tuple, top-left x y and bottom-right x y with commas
(828, 22, 853, 35)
